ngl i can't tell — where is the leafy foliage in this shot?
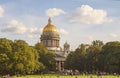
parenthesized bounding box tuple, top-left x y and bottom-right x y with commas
(65, 40, 120, 74)
(35, 43, 56, 72)
(0, 38, 120, 74)
(102, 41, 120, 73)
(0, 38, 13, 75)
(0, 38, 44, 75)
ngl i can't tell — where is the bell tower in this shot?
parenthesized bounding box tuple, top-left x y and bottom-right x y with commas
(64, 41, 70, 53)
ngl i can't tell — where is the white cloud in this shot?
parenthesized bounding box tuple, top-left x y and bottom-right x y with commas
(88, 35, 94, 41)
(28, 27, 41, 34)
(1, 20, 27, 34)
(27, 28, 42, 40)
(40, 28, 43, 33)
(57, 28, 68, 35)
(46, 8, 65, 17)
(68, 5, 112, 24)
(27, 34, 39, 40)
(109, 33, 118, 38)
(27, 34, 34, 39)
(0, 6, 4, 17)
(28, 28, 37, 33)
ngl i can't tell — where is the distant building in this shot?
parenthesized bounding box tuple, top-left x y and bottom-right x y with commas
(40, 17, 70, 72)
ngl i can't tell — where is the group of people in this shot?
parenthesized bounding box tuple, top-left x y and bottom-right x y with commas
(2, 74, 11, 78)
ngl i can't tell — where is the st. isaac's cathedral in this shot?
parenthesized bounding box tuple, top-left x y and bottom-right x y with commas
(40, 17, 70, 72)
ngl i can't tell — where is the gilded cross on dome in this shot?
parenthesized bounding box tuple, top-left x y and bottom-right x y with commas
(48, 17, 52, 24)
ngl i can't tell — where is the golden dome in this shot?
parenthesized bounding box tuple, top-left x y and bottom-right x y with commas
(43, 24, 57, 32)
(43, 18, 57, 33)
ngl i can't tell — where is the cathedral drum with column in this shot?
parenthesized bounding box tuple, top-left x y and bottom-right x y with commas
(40, 17, 60, 51)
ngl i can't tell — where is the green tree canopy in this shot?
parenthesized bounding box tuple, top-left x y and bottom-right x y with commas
(35, 42, 56, 72)
(11, 40, 42, 74)
(0, 38, 13, 75)
(102, 41, 120, 73)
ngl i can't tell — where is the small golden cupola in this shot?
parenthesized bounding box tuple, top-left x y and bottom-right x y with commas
(64, 41, 70, 52)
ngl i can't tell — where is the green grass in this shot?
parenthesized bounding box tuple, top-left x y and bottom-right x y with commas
(12, 75, 119, 78)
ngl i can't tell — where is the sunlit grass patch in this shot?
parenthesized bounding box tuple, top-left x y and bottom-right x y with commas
(12, 75, 119, 78)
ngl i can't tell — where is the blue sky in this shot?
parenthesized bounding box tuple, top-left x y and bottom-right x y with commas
(0, 0, 120, 50)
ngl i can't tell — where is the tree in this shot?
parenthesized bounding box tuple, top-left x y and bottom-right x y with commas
(64, 52, 76, 70)
(86, 40, 104, 72)
(65, 40, 104, 73)
(0, 38, 13, 75)
(35, 42, 56, 72)
(65, 44, 88, 72)
(11, 40, 41, 74)
(102, 41, 120, 73)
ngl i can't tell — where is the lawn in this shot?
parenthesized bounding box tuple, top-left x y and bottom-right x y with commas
(12, 75, 119, 78)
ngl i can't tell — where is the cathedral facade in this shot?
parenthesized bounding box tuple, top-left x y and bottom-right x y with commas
(40, 18, 70, 72)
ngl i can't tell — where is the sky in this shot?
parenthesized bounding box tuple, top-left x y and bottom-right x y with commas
(0, 0, 120, 50)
